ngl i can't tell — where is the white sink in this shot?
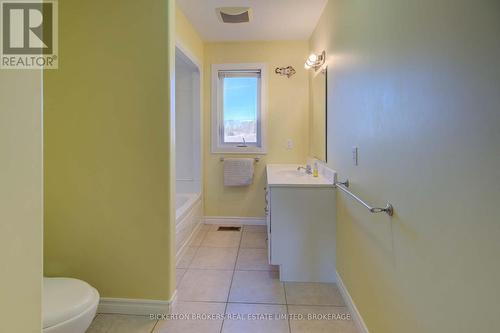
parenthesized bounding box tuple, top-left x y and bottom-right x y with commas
(266, 164, 334, 187)
(275, 169, 308, 178)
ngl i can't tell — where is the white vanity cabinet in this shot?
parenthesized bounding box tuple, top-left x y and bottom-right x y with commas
(265, 164, 336, 283)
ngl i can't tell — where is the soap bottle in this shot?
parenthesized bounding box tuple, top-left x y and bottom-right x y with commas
(313, 162, 319, 177)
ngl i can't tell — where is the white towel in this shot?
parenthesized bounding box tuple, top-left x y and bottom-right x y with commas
(223, 158, 254, 186)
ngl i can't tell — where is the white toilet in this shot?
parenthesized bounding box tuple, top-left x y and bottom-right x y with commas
(43, 277, 100, 333)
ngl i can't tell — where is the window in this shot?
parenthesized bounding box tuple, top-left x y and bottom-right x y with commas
(212, 63, 267, 154)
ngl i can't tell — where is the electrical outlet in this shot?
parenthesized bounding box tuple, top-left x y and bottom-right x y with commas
(287, 139, 293, 150)
(352, 147, 358, 166)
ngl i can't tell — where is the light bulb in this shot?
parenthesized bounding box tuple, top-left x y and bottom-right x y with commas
(308, 53, 318, 63)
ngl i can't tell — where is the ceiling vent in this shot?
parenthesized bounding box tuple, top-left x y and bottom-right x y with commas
(216, 7, 252, 23)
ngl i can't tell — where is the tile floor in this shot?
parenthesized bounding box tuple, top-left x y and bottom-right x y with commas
(87, 224, 359, 333)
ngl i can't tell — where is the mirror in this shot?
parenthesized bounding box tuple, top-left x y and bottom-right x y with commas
(309, 67, 327, 162)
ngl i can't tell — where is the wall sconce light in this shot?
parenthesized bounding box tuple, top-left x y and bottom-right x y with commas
(275, 66, 296, 78)
(304, 50, 326, 71)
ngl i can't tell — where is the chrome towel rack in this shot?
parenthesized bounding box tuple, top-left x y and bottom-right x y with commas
(335, 179, 394, 216)
(219, 157, 260, 162)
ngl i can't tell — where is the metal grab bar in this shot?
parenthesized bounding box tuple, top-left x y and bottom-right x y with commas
(335, 179, 394, 216)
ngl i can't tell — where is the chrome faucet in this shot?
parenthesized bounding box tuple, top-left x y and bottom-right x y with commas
(297, 164, 312, 175)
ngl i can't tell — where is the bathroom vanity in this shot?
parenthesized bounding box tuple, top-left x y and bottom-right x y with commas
(265, 164, 336, 283)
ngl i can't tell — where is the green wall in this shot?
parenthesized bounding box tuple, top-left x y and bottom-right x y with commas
(44, 0, 175, 300)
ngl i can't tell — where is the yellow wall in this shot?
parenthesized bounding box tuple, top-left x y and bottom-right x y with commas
(0, 71, 43, 332)
(44, 0, 175, 300)
(311, 1, 500, 332)
(203, 41, 310, 217)
(176, 6, 204, 64)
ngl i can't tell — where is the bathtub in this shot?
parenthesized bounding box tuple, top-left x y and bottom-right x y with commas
(175, 192, 202, 255)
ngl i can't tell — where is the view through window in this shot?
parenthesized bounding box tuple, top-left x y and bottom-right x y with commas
(222, 76, 258, 144)
(212, 64, 266, 154)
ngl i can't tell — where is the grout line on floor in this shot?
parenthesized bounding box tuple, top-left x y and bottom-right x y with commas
(224, 300, 287, 305)
(283, 278, 292, 333)
(220, 225, 243, 333)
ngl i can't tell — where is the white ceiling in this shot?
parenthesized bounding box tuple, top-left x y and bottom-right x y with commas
(177, 0, 328, 42)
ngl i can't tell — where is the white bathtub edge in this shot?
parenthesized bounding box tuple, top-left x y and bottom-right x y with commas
(175, 193, 203, 260)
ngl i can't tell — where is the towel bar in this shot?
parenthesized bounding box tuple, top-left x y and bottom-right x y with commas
(335, 179, 394, 216)
(219, 157, 260, 162)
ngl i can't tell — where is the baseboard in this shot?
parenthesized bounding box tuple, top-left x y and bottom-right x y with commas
(204, 216, 266, 226)
(336, 271, 370, 333)
(98, 290, 177, 316)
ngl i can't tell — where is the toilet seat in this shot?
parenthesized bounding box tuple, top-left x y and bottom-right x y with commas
(43, 277, 99, 332)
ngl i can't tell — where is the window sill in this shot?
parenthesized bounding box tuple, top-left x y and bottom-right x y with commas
(212, 146, 267, 155)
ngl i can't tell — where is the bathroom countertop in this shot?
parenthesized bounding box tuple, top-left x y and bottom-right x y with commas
(266, 164, 335, 188)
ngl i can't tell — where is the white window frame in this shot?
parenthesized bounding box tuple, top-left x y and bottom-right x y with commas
(211, 63, 267, 154)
